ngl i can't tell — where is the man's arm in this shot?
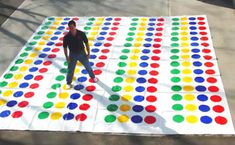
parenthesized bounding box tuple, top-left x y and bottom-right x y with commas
(85, 42, 90, 59)
(63, 36, 70, 63)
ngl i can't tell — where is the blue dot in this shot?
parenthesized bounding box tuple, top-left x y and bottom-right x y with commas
(148, 23, 155, 26)
(39, 53, 47, 58)
(189, 22, 196, 25)
(135, 86, 145, 92)
(51, 36, 58, 40)
(197, 94, 208, 101)
(102, 27, 109, 30)
(137, 77, 147, 83)
(64, 17, 70, 20)
(140, 56, 149, 60)
(191, 42, 199, 46)
(58, 26, 65, 30)
(143, 43, 151, 47)
(61, 22, 68, 25)
(189, 17, 196, 20)
(189, 26, 197, 30)
(29, 67, 38, 72)
(147, 27, 154, 31)
(134, 95, 145, 102)
(0, 110, 11, 118)
(142, 49, 150, 54)
(100, 32, 107, 35)
(81, 69, 88, 74)
(194, 69, 203, 74)
(194, 77, 205, 83)
(139, 62, 148, 67)
(106, 17, 112, 21)
(192, 54, 201, 59)
(89, 62, 94, 66)
(138, 70, 147, 75)
(77, 77, 87, 82)
(90, 55, 97, 59)
(63, 113, 74, 120)
(191, 37, 199, 41)
(149, 18, 156, 21)
(74, 84, 84, 90)
(43, 47, 51, 52)
(191, 48, 200, 53)
(131, 115, 143, 123)
(91, 48, 99, 52)
(13, 91, 23, 97)
(7, 100, 17, 107)
(132, 105, 144, 112)
(70, 93, 80, 100)
(94, 42, 102, 47)
(200, 116, 212, 124)
(193, 61, 202, 67)
(67, 103, 78, 110)
(24, 74, 33, 80)
(47, 42, 54, 46)
(54, 31, 61, 35)
(19, 82, 29, 88)
(199, 105, 210, 112)
(104, 22, 111, 26)
(196, 86, 207, 92)
(97, 37, 105, 41)
(34, 60, 43, 65)
(145, 38, 153, 42)
(146, 33, 153, 36)
(190, 31, 198, 35)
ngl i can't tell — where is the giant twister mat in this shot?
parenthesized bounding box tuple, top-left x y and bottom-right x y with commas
(0, 16, 234, 134)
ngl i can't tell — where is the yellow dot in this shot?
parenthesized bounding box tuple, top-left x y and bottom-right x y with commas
(46, 31, 53, 35)
(88, 41, 93, 46)
(72, 76, 76, 81)
(8, 82, 18, 88)
(50, 26, 57, 30)
(138, 27, 146, 31)
(53, 21, 61, 25)
(3, 90, 13, 97)
(14, 73, 23, 80)
(121, 94, 132, 101)
(38, 41, 46, 45)
(183, 85, 194, 91)
(56, 17, 63, 21)
(135, 37, 143, 41)
(180, 32, 188, 36)
(76, 62, 82, 66)
(139, 23, 147, 27)
(118, 114, 129, 122)
(181, 48, 190, 53)
(92, 26, 100, 30)
(127, 69, 137, 75)
(55, 102, 66, 109)
(97, 17, 104, 21)
(181, 55, 190, 60)
(137, 32, 145, 36)
(24, 59, 33, 65)
(42, 35, 50, 40)
(0, 99, 7, 106)
(95, 21, 103, 25)
(75, 68, 80, 74)
(186, 115, 198, 123)
(88, 36, 95, 41)
(181, 42, 189, 47)
(19, 66, 28, 72)
(120, 104, 131, 112)
(185, 104, 197, 111)
(34, 47, 42, 51)
(181, 27, 188, 31)
(130, 55, 139, 60)
(132, 48, 140, 53)
(182, 77, 193, 83)
(125, 77, 135, 83)
(129, 62, 137, 67)
(133, 43, 142, 47)
(30, 52, 38, 58)
(182, 61, 191, 67)
(181, 21, 188, 25)
(182, 69, 192, 74)
(91, 31, 98, 35)
(50, 112, 62, 120)
(184, 94, 195, 101)
(141, 17, 148, 21)
(124, 86, 134, 92)
(181, 37, 189, 41)
(59, 92, 69, 99)
(181, 17, 187, 21)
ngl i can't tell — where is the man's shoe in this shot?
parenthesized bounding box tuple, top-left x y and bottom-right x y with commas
(66, 84, 73, 89)
(92, 77, 99, 83)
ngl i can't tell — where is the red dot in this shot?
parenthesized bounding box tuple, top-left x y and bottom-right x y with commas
(73, 17, 79, 21)
(109, 32, 116, 35)
(79, 103, 90, 111)
(210, 95, 222, 102)
(149, 70, 159, 76)
(111, 27, 118, 30)
(200, 37, 208, 41)
(52, 48, 60, 52)
(114, 17, 121, 21)
(156, 23, 164, 26)
(204, 62, 214, 67)
(93, 69, 102, 75)
(96, 62, 105, 67)
(82, 94, 93, 101)
(147, 86, 157, 93)
(157, 18, 164, 21)
(148, 78, 158, 84)
(101, 49, 110, 53)
(151, 56, 160, 61)
(30, 83, 39, 89)
(107, 37, 114, 41)
(66, 27, 69, 30)
(198, 21, 205, 25)
(213, 105, 224, 113)
(144, 116, 156, 124)
(152, 49, 161, 54)
(199, 26, 206, 30)
(150, 63, 159, 68)
(34, 75, 43, 81)
(206, 69, 215, 75)
(208, 86, 219, 92)
(145, 105, 156, 112)
(75, 113, 87, 121)
(215, 116, 227, 125)
(113, 22, 120, 25)
(12, 111, 23, 118)
(155, 33, 162, 36)
(203, 55, 212, 60)
(43, 60, 52, 66)
(86, 85, 96, 92)
(156, 27, 163, 31)
(63, 32, 68, 35)
(154, 38, 162, 42)
(207, 77, 217, 83)
(55, 42, 63, 46)
(198, 17, 205, 20)
(146, 95, 157, 102)
(200, 31, 207, 35)
(39, 68, 48, 73)
(99, 55, 107, 60)
(202, 48, 211, 53)
(24, 92, 34, 98)
(48, 54, 56, 59)
(201, 42, 209, 47)
(59, 37, 64, 41)
(153, 44, 161, 48)
(104, 43, 112, 47)
(18, 101, 29, 108)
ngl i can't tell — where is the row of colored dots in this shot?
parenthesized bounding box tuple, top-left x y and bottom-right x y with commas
(172, 94, 222, 102)
(38, 112, 88, 121)
(108, 94, 157, 102)
(107, 104, 156, 113)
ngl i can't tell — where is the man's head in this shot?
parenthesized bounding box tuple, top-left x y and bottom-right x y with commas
(68, 20, 76, 31)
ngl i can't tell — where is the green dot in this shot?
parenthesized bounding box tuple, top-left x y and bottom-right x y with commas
(172, 22, 180, 25)
(86, 22, 93, 25)
(89, 17, 95, 21)
(173, 115, 184, 123)
(56, 75, 65, 81)
(0, 90, 2, 94)
(51, 83, 61, 89)
(171, 37, 179, 41)
(170, 55, 179, 60)
(37, 31, 45, 35)
(119, 55, 128, 60)
(171, 32, 179, 36)
(24, 47, 33, 51)
(116, 69, 125, 75)
(45, 21, 52, 25)
(15, 59, 24, 64)
(126, 37, 134, 41)
(112, 85, 122, 92)
(84, 31, 88, 35)
(172, 27, 179, 30)
(48, 17, 55, 21)
(47, 92, 57, 99)
(122, 49, 130, 53)
(38, 112, 49, 119)
(84, 26, 91, 30)
(128, 32, 135, 36)
(64, 62, 68, 66)
(171, 69, 180, 74)
(20, 52, 28, 57)
(118, 62, 127, 67)
(10, 66, 19, 71)
(60, 68, 68, 74)
(129, 27, 136, 31)
(41, 26, 49, 30)
(171, 77, 181, 83)
(124, 43, 132, 47)
(109, 94, 120, 101)
(29, 41, 37, 45)
(4, 73, 13, 79)
(171, 43, 179, 47)
(107, 104, 118, 112)
(33, 36, 41, 40)
(171, 49, 180, 53)
(0, 81, 8, 87)
(43, 102, 54, 109)
(105, 115, 116, 123)
(171, 85, 182, 91)
(172, 18, 179, 21)
(170, 61, 180, 67)
(114, 77, 123, 83)
(131, 22, 138, 26)
(172, 104, 183, 111)
(172, 94, 183, 101)
(132, 18, 139, 21)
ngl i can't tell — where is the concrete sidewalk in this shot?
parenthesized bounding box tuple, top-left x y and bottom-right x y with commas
(0, 0, 235, 144)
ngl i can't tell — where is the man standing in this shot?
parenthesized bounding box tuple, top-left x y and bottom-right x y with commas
(63, 20, 98, 88)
